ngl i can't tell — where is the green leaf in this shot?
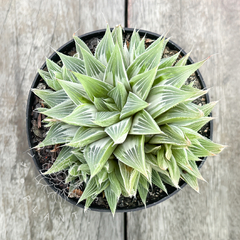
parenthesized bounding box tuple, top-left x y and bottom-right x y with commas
(152, 169, 167, 193)
(129, 29, 141, 55)
(198, 101, 217, 116)
(38, 69, 62, 91)
(108, 81, 128, 110)
(180, 169, 199, 192)
(67, 126, 107, 148)
(138, 183, 148, 206)
(188, 139, 215, 157)
(175, 51, 191, 66)
(127, 37, 166, 79)
(61, 104, 98, 127)
(73, 72, 113, 101)
(198, 137, 225, 155)
(118, 161, 140, 196)
(39, 99, 76, 119)
(36, 123, 77, 148)
(158, 52, 180, 69)
(105, 117, 132, 144)
(73, 35, 92, 59)
(69, 164, 81, 177)
(114, 135, 148, 177)
(103, 43, 130, 90)
(84, 137, 117, 177)
(43, 147, 79, 174)
(155, 59, 207, 88)
(79, 177, 109, 202)
(96, 167, 108, 185)
(95, 25, 115, 65)
(57, 52, 85, 74)
(71, 149, 86, 163)
(120, 92, 149, 119)
(146, 85, 194, 119)
(135, 37, 146, 57)
(129, 67, 157, 100)
(174, 117, 213, 132)
(164, 144, 172, 160)
(144, 144, 161, 154)
(105, 186, 119, 216)
(181, 85, 209, 102)
(58, 79, 91, 105)
(155, 102, 203, 125)
(150, 125, 190, 146)
(130, 110, 162, 135)
(108, 171, 122, 196)
(172, 148, 192, 170)
(167, 155, 180, 188)
(157, 147, 168, 170)
(32, 89, 68, 108)
(46, 58, 62, 79)
(94, 111, 120, 127)
(80, 46, 106, 79)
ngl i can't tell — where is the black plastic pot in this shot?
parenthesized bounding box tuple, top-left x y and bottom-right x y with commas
(26, 28, 213, 213)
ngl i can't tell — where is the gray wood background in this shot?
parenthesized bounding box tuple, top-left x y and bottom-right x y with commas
(0, 0, 239, 239)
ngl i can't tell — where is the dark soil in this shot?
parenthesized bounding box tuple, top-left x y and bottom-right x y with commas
(29, 33, 210, 211)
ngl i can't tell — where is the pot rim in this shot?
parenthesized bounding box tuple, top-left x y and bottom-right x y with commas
(26, 27, 213, 213)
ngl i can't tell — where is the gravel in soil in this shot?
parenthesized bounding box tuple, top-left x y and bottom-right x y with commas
(29, 33, 210, 210)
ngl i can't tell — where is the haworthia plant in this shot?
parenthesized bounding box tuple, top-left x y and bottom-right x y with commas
(33, 25, 225, 216)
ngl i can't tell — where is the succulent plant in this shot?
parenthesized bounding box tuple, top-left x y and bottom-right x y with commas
(33, 25, 225, 215)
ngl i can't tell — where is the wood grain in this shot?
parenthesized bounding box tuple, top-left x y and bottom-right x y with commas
(127, 0, 240, 239)
(0, 0, 125, 239)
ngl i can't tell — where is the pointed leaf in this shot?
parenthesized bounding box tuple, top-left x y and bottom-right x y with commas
(138, 183, 148, 206)
(167, 155, 180, 188)
(130, 110, 162, 135)
(73, 72, 113, 101)
(58, 79, 91, 105)
(144, 144, 161, 155)
(114, 135, 148, 177)
(152, 169, 167, 193)
(73, 35, 92, 59)
(105, 117, 132, 144)
(105, 186, 119, 216)
(129, 67, 157, 100)
(46, 58, 62, 79)
(158, 52, 180, 69)
(62, 104, 98, 127)
(146, 85, 194, 119)
(198, 101, 217, 116)
(38, 69, 62, 91)
(157, 147, 168, 170)
(94, 111, 120, 127)
(67, 126, 107, 148)
(108, 81, 128, 110)
(180, 169, 199, 192)
(84, 137, 117, 177)
(198, 137, 225, 155)
(120, 92, 149, 119)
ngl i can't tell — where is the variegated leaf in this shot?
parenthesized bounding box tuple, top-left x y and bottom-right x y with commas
(152, 169, 167, 193)
(94, 111, 120, 127)
(73, 35, 92, 59)
(38, 69, 62, 91)
(158, 52, 180, 69)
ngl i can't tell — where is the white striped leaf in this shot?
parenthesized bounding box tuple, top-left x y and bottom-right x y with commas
(38, 99, 75, 119)
(94, 111, 120, 127)
(174, 117, 213, 132)
(104, 185, 119, 216)
(149, 125, 190, 146)
(155, 102, 203, 125)
(146, 85, 193, 119)
(135, 37, 146, 57)
(95, 25, 114, 66)
(84, 137, 117, 177)
(155, 59, 207, 88)
(198, 101, 217, 116)
(69, 164, 81, 177)
(31, 89, 68, 108)
(108, 81, 128, 110)
(57, 51, 85, 74)
(73, 35, 92, 59)
(103, 43, 130, 90)
(129, 67, 157, 100)
(118, 161, 140, 196)
(105, 117, 132, 144)
(157, 147, 168, 170)
(138, 183, 148, 206)
(58, 79, 91, 105)
(96, 167, 108, 185)
(62, 104, 98, 127)
(180, 169, 199, 192)
(172, 148, 192, 170)
(129, 29, 140, 55)
(167, 155, 180, 188)
(198, 137, 225, 155)
(144, 144, 161, 155)
(71, 149, 86, 163)
(108, 171, 122, 197)
(38, 69, 62, 91)
(81, 46, 106, 80)
(67, 126, 107, 148)
(127, 37, 166, 79)
(152, 169, 167, 193)
(130, 110, 162, 135)
(158, 52, 180, 69)
(43, 147, 79, 175)
(175, 51, 191, 66)
(78, 177, 109, 202)
(36, 123, 77, 148)
(114, 135, 148, 177)
(120, 92, 149, 119)
(46, 58, 62, 79)
(73, 72, 113, 101)
(181, 85, 209, 102)
(188, 139, 215, 157)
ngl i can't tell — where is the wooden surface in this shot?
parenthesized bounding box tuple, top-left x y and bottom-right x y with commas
(0, 1, 125, 240)
(0, 0, 239, 239)
(127, 0, 239, 240)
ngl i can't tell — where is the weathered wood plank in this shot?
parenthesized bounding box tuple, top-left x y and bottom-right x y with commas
(0, 0, 125, 240)
(127, 0, 239, 239)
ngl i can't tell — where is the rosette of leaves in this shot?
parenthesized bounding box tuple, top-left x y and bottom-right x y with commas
(33, 25, 225, 215)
